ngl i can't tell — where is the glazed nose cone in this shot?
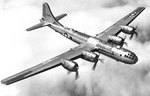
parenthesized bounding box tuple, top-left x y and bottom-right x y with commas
(134, 55, 138, 63)
(133, 54, 138, 64)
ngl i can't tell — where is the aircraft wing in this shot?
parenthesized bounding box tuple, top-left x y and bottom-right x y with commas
(1, 44, 93, 85)
(95, 7, 145, 41)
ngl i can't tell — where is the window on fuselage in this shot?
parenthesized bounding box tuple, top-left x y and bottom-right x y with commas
(124, 54, 133, 60)
(125, 55, 129, 59)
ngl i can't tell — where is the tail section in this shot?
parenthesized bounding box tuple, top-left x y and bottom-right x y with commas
(26, 2, 67, 31)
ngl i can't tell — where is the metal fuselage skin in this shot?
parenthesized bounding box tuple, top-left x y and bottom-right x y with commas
(49, 23, 138, 64)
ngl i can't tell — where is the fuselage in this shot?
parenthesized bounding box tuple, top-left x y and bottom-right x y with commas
(48, 23, 138, 64)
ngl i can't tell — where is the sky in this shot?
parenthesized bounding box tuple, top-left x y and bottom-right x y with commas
(0, 0, 150, 96)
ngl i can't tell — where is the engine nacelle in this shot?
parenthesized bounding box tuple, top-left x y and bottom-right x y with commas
(82, 51, 99, 62)
(108, 36, 124, 45)
(61, 59, 79, 72)
(120, 26, 135, 34)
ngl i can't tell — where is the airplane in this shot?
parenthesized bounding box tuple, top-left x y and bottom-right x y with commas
(1, 2, 145, 85)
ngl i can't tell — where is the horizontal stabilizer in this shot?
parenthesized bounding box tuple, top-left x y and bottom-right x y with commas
(55, 14, 67, 21)
(26, 22, 44, 31)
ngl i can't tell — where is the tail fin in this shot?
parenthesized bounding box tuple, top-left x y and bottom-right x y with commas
(26, 2, 67, 31)
(42, 2, 63, 26)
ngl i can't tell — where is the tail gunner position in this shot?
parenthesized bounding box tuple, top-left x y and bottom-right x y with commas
(1, 2, 145, 85)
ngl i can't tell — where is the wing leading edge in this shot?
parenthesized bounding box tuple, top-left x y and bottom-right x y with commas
(95, 7, 145, 41)
(1, 44, 93, 85)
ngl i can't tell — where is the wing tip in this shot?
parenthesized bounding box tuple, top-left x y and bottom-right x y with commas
(64, 14, 67, 16)
(26, 28, 30, 31)
(1, 77, 15, 85)
(1, 79, 9, 85)
(138, 7, 146, 10)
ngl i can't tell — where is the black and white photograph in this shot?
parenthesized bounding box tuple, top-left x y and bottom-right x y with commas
(0, 0, 150, 96)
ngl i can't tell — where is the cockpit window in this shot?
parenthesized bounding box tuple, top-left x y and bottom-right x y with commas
(124, 53, 134, 60)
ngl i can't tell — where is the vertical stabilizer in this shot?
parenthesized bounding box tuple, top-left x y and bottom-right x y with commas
(42, 2, 62, 26)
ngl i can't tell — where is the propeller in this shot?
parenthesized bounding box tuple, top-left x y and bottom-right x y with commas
(130, 26, 138, 40)
(122, 35, 128, 47)
(92, 59, 99, 70)
(75, 70, 79, 80)
(67, 64, 79, 80)
(92, 55, 104, 70)
(67, 70, 79, 80)
(130, 31, 138, 40)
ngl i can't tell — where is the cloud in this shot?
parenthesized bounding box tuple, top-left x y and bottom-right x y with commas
(0, 0, 150, 96)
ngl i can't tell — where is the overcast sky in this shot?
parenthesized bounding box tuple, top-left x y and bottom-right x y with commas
(0, 0, 150, 96)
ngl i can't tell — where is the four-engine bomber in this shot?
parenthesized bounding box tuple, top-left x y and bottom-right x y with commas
(1, 2, 145, 85)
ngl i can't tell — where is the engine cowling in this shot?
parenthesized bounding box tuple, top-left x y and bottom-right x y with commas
(108, 36, 123, 44)
(61, 59, 79, 72)
(82, 51, 99, 62)
(120, 25, 138, 40)
(108, 36, 127, 48)
(120, 26, 135, 34)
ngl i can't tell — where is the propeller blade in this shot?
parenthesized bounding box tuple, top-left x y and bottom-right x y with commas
(123, 36, 128, 46)
(75, 71, 79, 80)
(92, 60, 99, 70)
(124, 42, 128, 47)
(130, 31, 138, 40)
(130, 33, 134, 40)
(135, 31, 138, 37)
